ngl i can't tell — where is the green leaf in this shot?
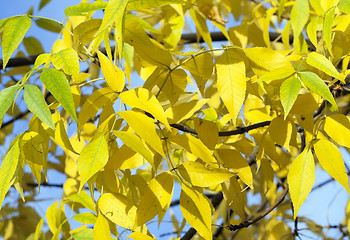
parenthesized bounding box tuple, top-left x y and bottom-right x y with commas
(0, 137, 21, 208)
(65, 2, 108, 16)
(77, 133, 109, 192)
(24, 85, 55, 130)
(35, 18, 62, 33)
(280, 75, 301, 119)
(40, 68, 78, 122)
(298, 71, 337, 110)
(2, 15, 31, 69)
(339, 0, 350, 14)
(0, 85, 21, 121)
(23, 37, 44, 55)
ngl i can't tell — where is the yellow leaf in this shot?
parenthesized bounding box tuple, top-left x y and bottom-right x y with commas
(194, 118, 218, 150)
(51, 48, 80, 78)
(215, 148, 253, 187)
(323, 114, 350, 149)
(221, 177, 246, 218)
(106, 144, 146, 170)
(216, 48, 246, 122)
(77, 133, 109, 192)
(189, 7, 212, 49)
(306, 52, 341, 80)
(314, 139, 350, 193)
(78, 88, 117, 133)
(177, 161, 234, 187)
(119, 110, 165, 158)
(134, 172, 173, 228)
(180, 184, 212, 239)
(98, 193, 136, 229)
(96, 50, 125, 92)
(346, 199, 350, 233)
(244, 47, 295, 78)
(46, 200, 59, 234)
(129, 232, 156, 240)
(288, 146, 315, 219)
(113, 131, 154, 168)
(165, 99, 208, 124)
(93, 213, 112, 240)
(125, 19, 172, 67)
(120, 88, 170, 129)
(268, 117, 293, 151)
(307, 17, 319, 49)
(171, 134, 216, 164)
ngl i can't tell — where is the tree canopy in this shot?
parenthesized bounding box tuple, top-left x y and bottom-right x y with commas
(1, 0, 350, 239)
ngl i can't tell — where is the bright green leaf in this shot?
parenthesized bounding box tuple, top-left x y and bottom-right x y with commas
(0, 85, 22, 121)
(51, 48, 80, 78)
(280, 75, 301, 119)
(2, 15, 31, 69)
(24, 85, 55, 130)
(339, 0, 350, 14)
(291, 0, 309, 38)
(40, 68, 78, 122)
(65, 2, 108, 16)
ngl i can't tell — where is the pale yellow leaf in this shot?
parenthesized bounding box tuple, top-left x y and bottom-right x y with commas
(194, 118, 218, 150)
(119, 110, 165, 158)
(288, 147, 315, 219)
(77, 133, 109, 192)
(216, 48, 246, 122)
(323, 114, 350, 149)
(120, 88, 170, 128)
(177, 161, 234, 187)
(314, 139, 350, 193)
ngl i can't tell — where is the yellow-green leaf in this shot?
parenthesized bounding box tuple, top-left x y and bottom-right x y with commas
(288, 146, 315, 219)
(46, 200, 59, 234)
(314, 139, 350, 194)
(65, 2, 108, 16)
(323, 7, 335, 56)
(177, 161, 234, 187)
(66, 191, 95, 212)
(74, 212, 97, 224)
(51, 48, 80, 78)
(180, 184, 212, 239)
(306, 52, 341, 80)
(95, 0, 128, 37)
(24, 84, 55, 130)
(77, 133, 109, 192)
(120, 88, 170, 128)
(98, 193, 137, 229)
(216, 48, 246, 122)
(189, 7, 212, 49)
(40, 68, 78, 122)
(0, 85, 22, 120)
(113, 131, 154, 168)
(280, 75, 301, 119)
(127, 0, 186, 10)
(339, 0, 350, 14)
(299, 71, 337, 110)
(323, 114, 350, 149)
(0, 137, 20, 208)
(291, 0, 309, 38)
(134, 171, 173, 228)
(171, 134, 216, 164)
(118, 110, 165, 158)
(2, 15, 31, 69)
(96, 50, 125, 92)
(93, 213, 112, 240)
(306, 17, 319, 49)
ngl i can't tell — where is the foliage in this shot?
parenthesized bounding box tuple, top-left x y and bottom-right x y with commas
(1, 0, 350, 239)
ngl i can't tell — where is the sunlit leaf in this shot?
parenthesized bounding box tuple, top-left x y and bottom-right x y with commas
(51, 48, 80, 78)
(306, 52, 341, 80)
(221, 177, 246, 218)
(77, 133, 109, 192)
(2, 15, 31, 69)
(216, 48, 246, 122)
(65, 2, 107, 16)
(40, 68, 78, 122)
(280, 75, 301, 119)
(288, 146, 315, 219)
(323, 114, 350, 149)
(180, 184, 212, 239)
(291, 0, 309, 38)
(93, 213, 112, 240)
(0, 85, 22, 121)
